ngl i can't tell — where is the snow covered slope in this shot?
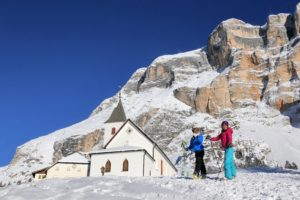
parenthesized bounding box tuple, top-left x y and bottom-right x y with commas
(1, 168, 300, 200)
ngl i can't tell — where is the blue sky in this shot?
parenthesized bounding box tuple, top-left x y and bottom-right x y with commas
(0, 0, 299, 166)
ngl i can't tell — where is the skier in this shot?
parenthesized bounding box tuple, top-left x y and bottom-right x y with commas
(206, 121, 236, 180)
(186, 127, 207, 179)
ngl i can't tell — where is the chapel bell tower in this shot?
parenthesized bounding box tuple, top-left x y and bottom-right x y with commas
(103, 93, 127, 146)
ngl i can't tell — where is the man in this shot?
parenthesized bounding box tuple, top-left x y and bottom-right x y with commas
(186, 127, 207, 179)
(206, 121, 236, 180)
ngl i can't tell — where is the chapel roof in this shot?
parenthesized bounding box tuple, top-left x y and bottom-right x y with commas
(58, 152, 89, 164)
(105, 98, 126, 123)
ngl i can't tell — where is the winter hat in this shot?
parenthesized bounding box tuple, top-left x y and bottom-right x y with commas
(192, 127, 199, 132)
(221, 121, 229, 126)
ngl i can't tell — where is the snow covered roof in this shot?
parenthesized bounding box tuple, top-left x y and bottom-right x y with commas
(90, 145, 144, 154)
(32, 167, 51, 175)
(105, 99, 127, 123)
(58, 153, 89, 164)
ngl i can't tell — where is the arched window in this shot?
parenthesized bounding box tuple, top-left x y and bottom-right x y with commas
(111, 127, 116, 135)
(122, 159, 129, 171)
(105, 160, 111, 172)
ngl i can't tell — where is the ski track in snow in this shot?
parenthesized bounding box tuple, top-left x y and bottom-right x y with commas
(1, 168, 300, 200)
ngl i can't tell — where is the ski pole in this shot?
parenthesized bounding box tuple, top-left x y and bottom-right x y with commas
(217, 160, 224, 178)
(185, 152, 193, 158)
(209, 140, 223, 175)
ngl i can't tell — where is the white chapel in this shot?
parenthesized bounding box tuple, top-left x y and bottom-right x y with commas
(89, 98, 177, 177)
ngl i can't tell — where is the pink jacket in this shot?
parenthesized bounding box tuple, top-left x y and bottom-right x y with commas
(210, 127, 233, 149)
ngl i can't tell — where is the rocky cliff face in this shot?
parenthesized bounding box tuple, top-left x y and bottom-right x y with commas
(1, 3, 300, 186)
(199, 13, 300, 118)
(52, 129, 103, 163)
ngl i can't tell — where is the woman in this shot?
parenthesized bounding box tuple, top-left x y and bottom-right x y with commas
(207, 121, 236, 180)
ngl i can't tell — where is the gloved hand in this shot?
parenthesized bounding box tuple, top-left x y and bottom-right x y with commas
(206, 135, 211, 140)
(227, 143, 234, 148)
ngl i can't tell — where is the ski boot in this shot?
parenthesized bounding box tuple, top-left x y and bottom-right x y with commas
(192, 173, 200, 180)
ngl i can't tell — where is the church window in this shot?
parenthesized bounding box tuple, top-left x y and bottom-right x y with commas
(122, 159, 129, 171)
(55, 166, 59, 171)
(105, 160, 111, 172)
(72, 164, 77, 169)
(112, 127, 116, 135)
(126, 128, 132, 134)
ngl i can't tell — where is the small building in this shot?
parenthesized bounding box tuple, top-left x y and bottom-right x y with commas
(32, 153, 89, 180)
(32, 167, 49, 180)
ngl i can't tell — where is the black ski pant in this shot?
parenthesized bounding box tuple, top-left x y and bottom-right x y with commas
(194, 150, 206, 176)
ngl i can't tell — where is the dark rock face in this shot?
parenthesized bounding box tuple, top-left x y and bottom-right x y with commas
(53, 129, 103, 163)
(138, 64, 175, 92)
(123, 68, 147, 94)
(135, 108, 160, 128)
(137, 51, 211, 92)
(141, 109, 192, 149)
(285, 161, 298, 169)
(173, 87, 197, 108)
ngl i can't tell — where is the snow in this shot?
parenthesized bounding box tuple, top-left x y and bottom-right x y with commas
(173, 70, 219, 89)
(90, 145, 144, 154)
(58, 153, 89, 164)
(151, 49, 203, 65)
(1, 168, 300, 200)
(237, 121, 300, 167)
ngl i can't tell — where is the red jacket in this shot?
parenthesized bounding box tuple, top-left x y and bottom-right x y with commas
(210, 127, 233, 149)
